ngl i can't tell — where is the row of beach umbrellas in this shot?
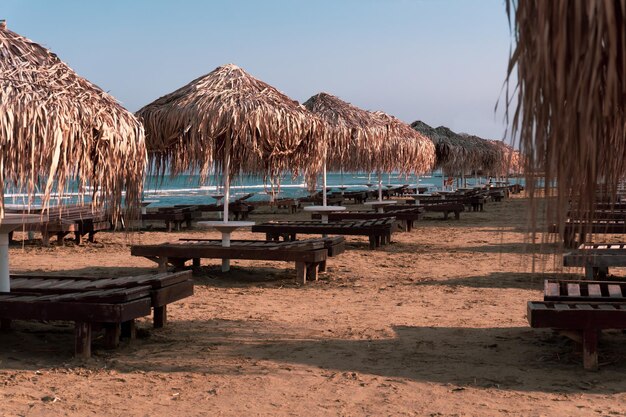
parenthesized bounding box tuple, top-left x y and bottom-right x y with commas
(1, 22, 518, 221)
(0, 21, 521, 289)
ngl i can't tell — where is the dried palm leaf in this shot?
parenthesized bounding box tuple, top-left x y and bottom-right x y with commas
(0, 21, 146, 221)
(137, 64, 325, 185)
(506, 1, 626, 232)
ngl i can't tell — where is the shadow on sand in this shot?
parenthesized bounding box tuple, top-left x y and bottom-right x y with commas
(2, 321, 626, 394)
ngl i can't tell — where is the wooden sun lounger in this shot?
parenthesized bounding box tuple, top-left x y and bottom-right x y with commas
(550, 220, 626, 247)
(311, 208, 422, 232)
(528, 300, 626, 370)
(9, 271, 193, 329)
(251, 218, 396, 249)
(143, 205, 201, 231)
(247, 198, 301, 213)
(0, 286, 153, 358)
(175, 202, 254, 220)
(7, 205, 110, 246)
(543, 279, 626, 302)
(563, 243, 626, 279)
(131, 239, 333, 284)
(178, 236, 346, 258)
(419, 203, 464, 220)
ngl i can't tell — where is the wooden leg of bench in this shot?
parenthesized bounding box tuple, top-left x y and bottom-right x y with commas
(306, 263, 318, 282)
(1, 318, 11, 332)
(154, 305, 167, 328)
(582, 329, 599, 371)
(454, 211, 460, 220)
(88, 232, 95, 243)
(74, 232, 81, 245)
(193, 258, 200, 268)
(156, 257, 169, 272)
(597, 267, 608, 280)
(74, 322, 92, 358)
(121, 320, 136, 339)
(57, 232, 67, 246)
(585, 266, 596, 280)
(443, 212, 449, 220)
(318, 260, 327, 273)
(369, 236, 376, 249)
(295, 262, 306, 284)
(41, 232, 50, 247)
(104, 323, 121, 349)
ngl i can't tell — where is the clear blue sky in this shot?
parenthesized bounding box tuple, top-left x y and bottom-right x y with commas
(3, 0, 513, 139)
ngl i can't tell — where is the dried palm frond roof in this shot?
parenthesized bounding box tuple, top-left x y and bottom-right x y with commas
(434, 126, 490, 172)
(411, 120, 467, 172)
(303, 92, 434, 174)
(506, 1, 626, 228)
(0, 21, 146, 220)
(137, 64, 325, 182)
(373, 112, 436, 175)
(455, 132, 502, 173)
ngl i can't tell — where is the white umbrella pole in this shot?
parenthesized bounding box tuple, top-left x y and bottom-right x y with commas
(222, 137, 231, 272)
(322, 159, 327, 207)
(378, 172, 383, 202)
(223, 138, 230, 223)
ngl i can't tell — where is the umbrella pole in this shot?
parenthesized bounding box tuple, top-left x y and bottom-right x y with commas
(322, 159, 327, 207)
(378, 172, 383, 202)
(222, 137, 231, 271)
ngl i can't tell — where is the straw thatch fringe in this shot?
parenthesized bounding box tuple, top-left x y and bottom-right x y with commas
(506, 1, 626, 229)
(0, 22, 146, 221)
(304, 93, 435, 176)
(372, 112, 436, 175)
(137, 64, 326, 185)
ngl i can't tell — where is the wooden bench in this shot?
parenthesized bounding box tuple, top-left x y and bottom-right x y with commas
(131, 239, 334, 284)
(551, 220, 626, 247)
(143, 205, 201, 231)
(176, 202, 253, 220)
(420, 202, 464, 220)
(251, 218, 396, 249)
(0, 286, 152, 358)
(339, 191, 367, 204)
(248, 198, 301, 214)
(7, 205, 110, 246)
(528, 299, 626, 370)
(311, 208, 421, 232)
(9, 271, 193, 329)
(563, 243, 626, 279)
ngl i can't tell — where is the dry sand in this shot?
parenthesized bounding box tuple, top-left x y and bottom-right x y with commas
(2, 196, 626, 416)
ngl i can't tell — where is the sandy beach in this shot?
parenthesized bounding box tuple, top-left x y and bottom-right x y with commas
(2, 195, 626, 416)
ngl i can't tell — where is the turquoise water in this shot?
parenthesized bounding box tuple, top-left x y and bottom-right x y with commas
(4, 171, 528, 208)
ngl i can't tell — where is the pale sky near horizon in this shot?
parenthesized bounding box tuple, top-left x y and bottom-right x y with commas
(3, 0, 514, 140)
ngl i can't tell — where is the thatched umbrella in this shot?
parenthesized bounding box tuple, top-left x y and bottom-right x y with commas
(0, 21, 146, 290)
(137, 64, 324, 223)
(304, 93, 435, 204)
(505, 1, 626, 227)
(411, 120, 468, 174)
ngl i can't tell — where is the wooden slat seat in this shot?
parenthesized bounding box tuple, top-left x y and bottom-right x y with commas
(178, 236, 346, 258)
(528, 300, 626, 370)
(311, 208, 421, 231)
(7, 204, 110, 246)
(9, 271, 194, 329)
(251, 218, 396, 249)
(563, 243, 626, 279)
(130, 240, 333, 284)
(543, 279, 626, 302)
(0, 286, 153, 358)
(143, 205, 201, 231)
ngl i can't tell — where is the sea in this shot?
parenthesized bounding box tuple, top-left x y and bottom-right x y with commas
(4, 171, 527, 208)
